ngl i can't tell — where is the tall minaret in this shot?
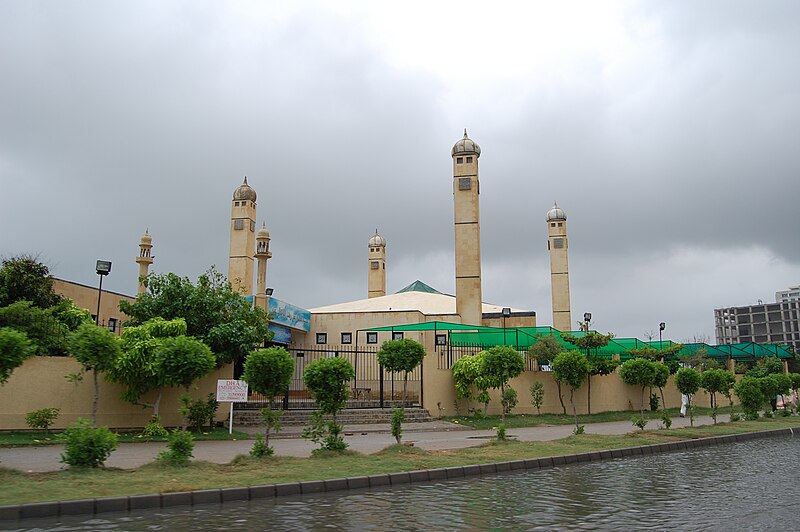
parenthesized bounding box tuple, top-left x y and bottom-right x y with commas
(254, 222, 272, 312)
(368, 230, 386, 298)
(547, 203, 572, 331)
(228, 177, 257, 295)
(452, 130, 483, 325)
(135, 230, 153, 295)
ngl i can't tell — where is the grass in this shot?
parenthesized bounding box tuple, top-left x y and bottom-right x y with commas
(1, 416, 799, 505)
(0, 427, 250, 447)
(443, 407, 718, 430)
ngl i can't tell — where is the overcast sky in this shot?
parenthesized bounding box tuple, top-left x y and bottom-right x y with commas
(1, 1, 798, 343)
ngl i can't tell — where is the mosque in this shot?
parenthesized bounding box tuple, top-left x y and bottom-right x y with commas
(136, 131, 573, 350)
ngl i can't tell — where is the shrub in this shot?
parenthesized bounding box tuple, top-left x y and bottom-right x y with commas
(501, 387, 518, 415)
(250, 433, 273, 458)
(631, 415, 647, 431)
(302, 411, 347, 453)
(302, 357, 354, 452)
(180, 394, 219, 432)
(158, 429, 194, 466)
(574, 424, 585, 435)
(0, 327, 33, 384)
(660, 410, 672, 429)
(735, 376, 767, 419)
(530, 381, 544, 414)
(59, 418, 118, 468)
(25, 407, 60, 434)
(142, 415, 169, 438)
(391, 407, 405, 444)
(496, 423, 507, 441)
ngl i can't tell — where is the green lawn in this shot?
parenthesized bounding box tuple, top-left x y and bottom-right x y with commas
(0, 427, 250, 447)
(1, 417, 799, 505)
(443, 407, 719, 430)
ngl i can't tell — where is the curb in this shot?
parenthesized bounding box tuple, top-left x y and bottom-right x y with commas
(0, 427, 794, 522)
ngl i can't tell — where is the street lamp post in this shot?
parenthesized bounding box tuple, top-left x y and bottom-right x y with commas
(502, 307, 511, 346)
(659, 322, 666, 349)
(583, 312, 592, 332)
(95, 260, 112, 326)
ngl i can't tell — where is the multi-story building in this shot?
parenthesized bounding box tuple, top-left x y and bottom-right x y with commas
(715, 298, 800, 352)
(776, 285, 800, 303)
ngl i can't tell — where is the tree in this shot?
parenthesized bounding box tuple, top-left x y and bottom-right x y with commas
(0, 300, 71, 355)
(674, 367, 701, 426)
(376, 339, 426, 407)
(451, 354, 492, 414)
(107, 317, 215, 418)
(700, 369, 735, 424)
(551, 350, 590, 432)
(652, 362, 671, 427)
(746, 356, 785, 378)
(0, 327, 33, 384)
(530, 334, 567, 414)
(68, 323, 121, 425)
(302, 356, 355, 451)
(119, 267, 271, 366)
(0, 255, 63, 309)
(242, 347, 294, 451)
(530, 381, 545, 415)
(619, 358, 658, 419)
(480, 346, 525, 422)
(734, 376, 767, 420)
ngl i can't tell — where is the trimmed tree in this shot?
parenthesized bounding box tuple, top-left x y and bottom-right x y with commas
(652, 362, 671, 428)
(0, 327, 33, 385)
(700, 369, 735, 424)
(452, 354, 492, 415)
(530, 334, 567, 414)
(302, 356, 355, 451)
(550, 350, 590, 433)
(68, 323, 121, 425)
(530, 380, 545, 415)
(242, 347, 294, 451)
(735, 376, 767, 419)
(480, 346, 525, 422)
(376, 339, 426, 407)
(619, 358, 658, 419)
(674, 367, 702, 426)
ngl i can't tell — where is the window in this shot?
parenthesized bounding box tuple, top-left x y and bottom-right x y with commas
(456, 157, 463, 164)
(553, 238, 564, 249)
(234, 219, 244, 230)
(316, 333, 327, 344)
(435, 334, 447, 346)
(392, 331, 404, 340)
(550, 223, 556, 227)
(557, 222, 562, 227)
(341, 332, 352, 344)
(371, 261, 379, 270)
(458, 177, 471, 190)
(466, 156, 473, 163)
(108, 318, 118, 333)
(367, 332, 378, 344)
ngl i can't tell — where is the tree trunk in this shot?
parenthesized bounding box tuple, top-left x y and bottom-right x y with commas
(92, 369, 99, 426)
(640, 387, 646, 418)
(500, 384, 506, 423)
(570, 388, 578, 432)
(181, 386, 190, 431)
(403, 373, 408, 409)
(556, 382, 566, 415)
(688, 395, 694, 427)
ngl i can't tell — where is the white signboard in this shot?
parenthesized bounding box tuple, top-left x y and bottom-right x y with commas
(216, 379, 249, 402)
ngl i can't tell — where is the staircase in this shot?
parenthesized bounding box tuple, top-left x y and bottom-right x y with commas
(233, 407, 433, 426)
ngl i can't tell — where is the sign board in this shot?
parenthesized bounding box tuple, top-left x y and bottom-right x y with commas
(269, 297, 311, 332)
(268, 323, 293, 344)
(216, 380, 248, 402)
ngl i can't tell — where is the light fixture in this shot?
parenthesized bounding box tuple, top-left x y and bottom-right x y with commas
(266, 287, 274, 296)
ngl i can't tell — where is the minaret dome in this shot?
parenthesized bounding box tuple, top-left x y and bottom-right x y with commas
(546, 202, 567, 222)
(451, 129, 481, 157)
(233, 176, 257, 202)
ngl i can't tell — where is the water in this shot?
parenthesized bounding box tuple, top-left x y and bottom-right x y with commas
(10, 435, 799, 531)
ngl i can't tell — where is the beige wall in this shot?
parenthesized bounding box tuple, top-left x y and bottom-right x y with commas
(0, 357, 232, 430)
(53, 278, 134, 334)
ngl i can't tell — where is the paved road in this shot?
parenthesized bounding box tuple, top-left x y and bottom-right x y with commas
(0, 415, 727, 473)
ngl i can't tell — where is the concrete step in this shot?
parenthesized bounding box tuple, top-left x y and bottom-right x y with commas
(233, 407, 433, 426)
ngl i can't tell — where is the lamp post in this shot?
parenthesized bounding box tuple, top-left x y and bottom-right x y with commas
(502, 307, 511, 346)
(95, 260, 112, 326)
(583, 312, 592, 332)
(659, 322, 666, 349)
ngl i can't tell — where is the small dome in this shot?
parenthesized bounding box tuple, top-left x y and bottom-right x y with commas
(546, 202, 567, 221)
(452, 129, 481, 157)
(140, 230, 152, 244)
(257, 222, 270, 239)
(233, 176, 257, 202)
(368, 230, 386, 247)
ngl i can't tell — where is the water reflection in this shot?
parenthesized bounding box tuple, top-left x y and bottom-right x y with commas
(11, 435, 798, 531)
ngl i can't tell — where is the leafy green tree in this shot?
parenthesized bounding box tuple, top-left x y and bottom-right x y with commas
(530, 334, 567, 414)
(68, 323, 121, 425)
(119, 267, 271, 366)
(746, 356, 785, 378)
(107, 317, 215, 417)
(530, 380, 545, 414)
(0, 300, 71, 355)
(619, 358, 658, 418)
(0, 327, 33, 384)
(451, 354, 492, 414)
(551, 350, 590, 432)
(242, 347, 294, 450)
(700, 369, 735, 423)
(735, 376, 767, 419)
(377, 339, 426, 407)
(0, 255, 63, 309)
(789, 373, 800, 409)
(652, 362, 671, 427)
(302, 356, 355, 451)
(480, 346, 525, 422)
(675, 367, 702, 426)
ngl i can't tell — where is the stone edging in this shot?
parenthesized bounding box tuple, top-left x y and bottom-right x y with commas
(0, 427, 794, 522)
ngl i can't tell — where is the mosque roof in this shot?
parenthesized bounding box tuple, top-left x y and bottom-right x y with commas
(309, 281, 527, 315)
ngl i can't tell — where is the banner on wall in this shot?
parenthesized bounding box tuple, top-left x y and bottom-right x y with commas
(268, 297, 311, 332)
(268, 323, 293, 344)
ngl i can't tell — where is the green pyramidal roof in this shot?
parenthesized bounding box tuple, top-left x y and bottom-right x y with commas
(395, 280, 443, 295)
